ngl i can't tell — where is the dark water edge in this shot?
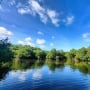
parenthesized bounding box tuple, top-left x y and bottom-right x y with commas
(0, 60, 90, 90)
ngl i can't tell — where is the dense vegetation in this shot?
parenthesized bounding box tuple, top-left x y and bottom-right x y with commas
(0, 38, 90, 62)
(0, 38, 13, 62)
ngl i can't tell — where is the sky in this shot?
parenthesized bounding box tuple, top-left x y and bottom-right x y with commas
(0, 0, 90, 51)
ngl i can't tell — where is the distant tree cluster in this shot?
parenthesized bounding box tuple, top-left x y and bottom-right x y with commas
(65, 47, 90, 62)
(0, 38, 90, 62)
(11, 46, 66, 60)
(11, 45, 47, 60)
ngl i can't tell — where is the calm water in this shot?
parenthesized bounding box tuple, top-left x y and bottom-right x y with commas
(0, 60, 90, 90)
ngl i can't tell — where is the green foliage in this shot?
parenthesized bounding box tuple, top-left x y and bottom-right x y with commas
(56, 50, 66, 60)
(0, 38, 13, 62)
(75, 47, 87, 61)
(34, 50, 46, 60)
(1, 38, 90, 62)
(65, 49, 76, 60)
(46, 49, 56, 60)
(46, 49, 66, 60)
(11, 44, 46, 60)
(86, 47, 90, 61)
(16, 46, 35, 59)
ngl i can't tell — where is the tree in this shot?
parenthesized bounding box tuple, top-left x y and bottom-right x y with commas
(86, 47, 90, 61)
(15, 45, 35, 59)
(65, 49, 76, 60)
(75, 47, 87, 61)
(34, 50, 46, 60)
(56, 50, 66, 60)
(46, 49, 56, 60)
(0, 38, 13, 62)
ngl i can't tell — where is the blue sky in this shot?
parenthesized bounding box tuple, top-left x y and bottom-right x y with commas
(0, 0, 90, 51)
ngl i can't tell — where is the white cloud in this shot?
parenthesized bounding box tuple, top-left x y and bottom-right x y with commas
(38, 31, 43, 35)
(50, 43, 54, 46)
(64, 15, 74, 25)
(0, 26, 13, 38)
(18, 37, 46, 48)
(25, 37, 32, 42)
(36, 38, 46, 45)
(36, 38, 46, 48)
(18, 40, 24, 45)
(28, 0, 48, 23)
(18, 37, 35, 47)
(18, 0, 47, 23)
(18, 7, 31, 15)
(17, 0, 59, 26)
(47, 9, 59, 26)
(26, 41, 35, 47)
(82, 32, 90, 42)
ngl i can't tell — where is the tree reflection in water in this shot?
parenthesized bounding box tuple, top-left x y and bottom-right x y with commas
(0, 59, 90, 81)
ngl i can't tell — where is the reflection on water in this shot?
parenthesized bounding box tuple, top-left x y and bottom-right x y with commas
(0, 60, 90, 90)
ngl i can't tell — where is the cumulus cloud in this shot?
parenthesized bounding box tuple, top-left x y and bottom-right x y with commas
(18, 0, 47, 23)
(26, 41, 35, 46)
(18, 7, 32, 15)
(18, 37, 46, 48)
(25, 37, 32, 42)
(82, 32, 90, 42)
(17, 0, 59, 26)
(17, 0, 75, 26)
(18, 40, 24, 45)
(0, 26, 13, 38)
(29, 0, 48, 23)
(4, 0, 74, 26)
(36, 38, 46, 48)
(64, 15, 74, 25)
(36, 38, 46, 45)
(47, 9, 59, 26)
(18, 37, 35, 47)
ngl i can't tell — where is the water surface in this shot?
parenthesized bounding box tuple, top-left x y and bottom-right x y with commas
(0, 60, 90, 90)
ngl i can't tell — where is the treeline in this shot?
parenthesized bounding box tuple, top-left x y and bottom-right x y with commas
(11, 45, 66, 60)
(66, 47, 90, 62)
(0, 38, 90, 62)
